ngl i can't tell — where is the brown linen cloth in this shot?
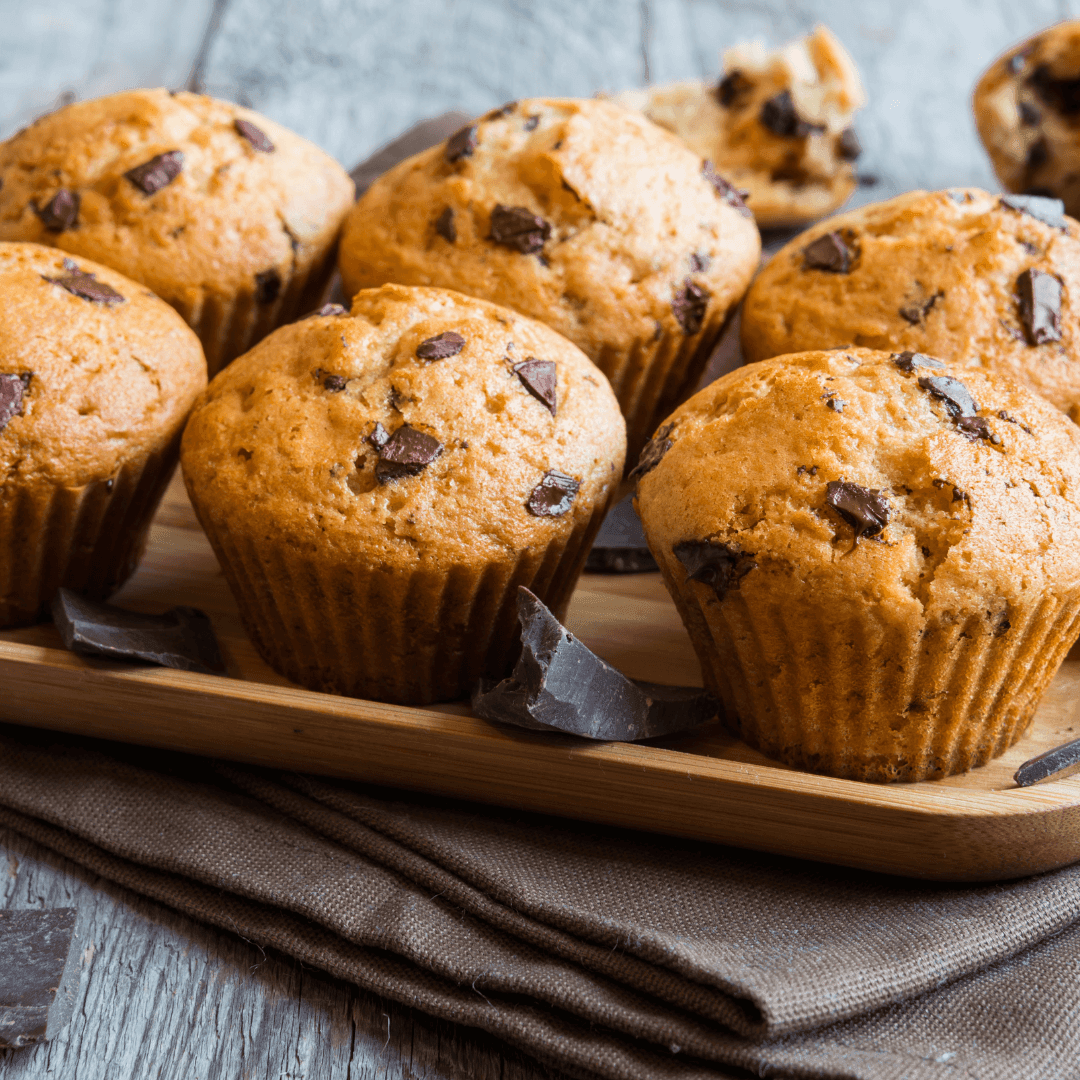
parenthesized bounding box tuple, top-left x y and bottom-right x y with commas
(0, 724, 1078, 1080)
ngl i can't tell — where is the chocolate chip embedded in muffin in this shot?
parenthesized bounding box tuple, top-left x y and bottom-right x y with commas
(0, 372, 31, 433)
(375, 423, 444, 483)
(526, 470, 580, 516)
(512, 359, 557, 414)
(672, 539, 756, 599)
(43, 258, 125, 305)
(125, 151, 184, 195)
(701, 161, 753, 218)
(825, 479, 889, 539)
(445, 124, 479, 163)
(255, 269, 282, 305)
(435, 206, 456, 242)
(629, 422, 675, 482)
(488, 204, 551, 254)
(234, 119, 275, 153)
(1000, 193, 1068, 229)
(1017, 268, 1063, 344)
(34, 189, 79, 232)
(760, 89, 823, 139)
(892, 351, 946, 374)
(803, 231, 852, 273)
(672, 281, 709, 334)
(416, 331, 465, 361)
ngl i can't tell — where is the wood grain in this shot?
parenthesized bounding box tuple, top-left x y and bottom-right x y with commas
(3, 471, 1079, 883)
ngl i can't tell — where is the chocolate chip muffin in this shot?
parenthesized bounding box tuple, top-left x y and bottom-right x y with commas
(0, 241, 206, 627)
(0, 88, 354, 375)
(608, 25, 866, 228)
(337, 97, 760, 459)
(634, 347, 1080, 782)
(974, 21, 1080, 219)
(741, 188, 1080, 420)
(181, 284, 625, 704)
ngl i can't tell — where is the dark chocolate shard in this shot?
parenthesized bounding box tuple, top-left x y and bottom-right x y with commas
(234, 118, 275, 152)
(0, 373, 31, 433)
(899, 290, 944, 325)
(892, 351, 945, 374)
(918, 374, 978, 417)
(716, 70, 752, 107)
(35, 188, 79, 232)
(445, 124, 479, 162)
(803, 231, 852, 273)
(124, 150, 184, 194)
(471, 588, 717, 740)
(838, 127, 862, 160)
(629, 421, 674, 482)
(586, 493, 657, 573)
(674, 540, 756, 600)
(43, 260, 125, 305)
(1014, 736, 1080, 787)
(51, 588, 226, 674)
(701, 161, 753, 217)
(759, 89, 823, 138)
(435, 206, 456, 242)
(1017, 268, 1063, 345)
(255, 268, 282, 305)
(416, 331, 465, 361)
(310, 302, 348, 317)
(489, 204, 551, 254)
(0, 907, 81, 1049)
(1000, 193, 1068, 230)
(954, 415, 994, 442)
(375, 424, 443, 483)
(1029, 64, 1080, 115)
(526, 470, 579, 517)
(689, 251, 712, 273)
(672, 280, 709, 334)
(825, 480, 889, 539)
(513, 358, 557, 414)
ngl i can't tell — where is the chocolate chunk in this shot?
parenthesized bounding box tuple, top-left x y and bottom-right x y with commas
(321, 373, 347, 392)
(1000, 193, 1068, 230)
(51, 588, 226, 674)
(585, 493, 657, 574)
(34, 188, 79, 232)
(124, 150, 184, 194)
(489, 204, 551, 254)
(513, 359, 557, 414)
(416, 331, 465, 361)
(892, 351, 945, 374)
(954, 415, 994, 442)
(760, 90, 822, 138)
(672, 280, 709, 334)
(1014, 735, 1080, 787)
(701, 161, 753, 218)
(1019, 100, 1041, 126)
(899, 290, 944, 325)
(803, 231, 852, 273)
(472, 588, 716, 740)
(1017, 268, 1063, 345)
(435, 206, 456, 242)
(367, 421, 390, 449)
(526, 470, 579, 517)
(0, 373, 31, 434)
(716, 70, 752, 107)
(234, 118, 274, 152)
(825, 480, 889, 539)
(629, 421, 675, 482)
(838, 127, 862, 160)
(918, 374, 978, 417)
(674, 540, 756, 600)
(0, 907, 81, 1049)
(1029, 64, 1080, 115)
(375, 424, 443, 483)
(689, 251, 712, 273)
(824, 395, 845, 413)
(255, 268, 281, 305)
(43, 259, 125, 305)
(310, 302, 348, 317)
(445, 124, 478, 162)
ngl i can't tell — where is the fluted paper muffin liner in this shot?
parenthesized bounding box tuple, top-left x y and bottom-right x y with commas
(0, 439, 179, 629)
(193, 492, 613, 705)
(655, 548, 1080, 782)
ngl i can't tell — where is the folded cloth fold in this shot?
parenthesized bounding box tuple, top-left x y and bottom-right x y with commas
(0, 724, 1078, 1080)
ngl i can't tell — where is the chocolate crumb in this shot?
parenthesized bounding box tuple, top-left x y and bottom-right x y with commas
(416, 331, 466, 361)
(892, 351, 945, 374)
(824, 395, 845, 413)
(1000, 193, 1068, 230)
(760, 89, 823, 138)
(629, 422, 675, 482)
(825, 480, 890, 539)
(673, 540, 756, 600)
(43, 260, 125, 305)
(445, 125, 478, 162)
(375, 424, 443, 483)
(899, 290, 944, 325)
(803, 231, 852, 273)
(0, 372, 31, 433)
(526, 470, 580, 517)
(35, 188, 79, 231)
(254, 269, 281, 305)
(435, 206, 456, 243)
(513, 359, 557, 414)
(998, 410, 1033, 434)
(1017, 268, 1063, 344)
(689, 251, 712, 273)
(489, 204, 551, 254)
(701, 161, 753, 217)
(125, 151, 184, 195)
(838, 127, 862, 160)
(234, 118, 275, 152)
(671, 280, 709, 334)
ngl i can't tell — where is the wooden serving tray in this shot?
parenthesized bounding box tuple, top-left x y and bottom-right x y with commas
(2, 473, 1079, 882)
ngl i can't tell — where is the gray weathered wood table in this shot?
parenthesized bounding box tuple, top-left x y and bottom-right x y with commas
(1, 0, 1078, 1076)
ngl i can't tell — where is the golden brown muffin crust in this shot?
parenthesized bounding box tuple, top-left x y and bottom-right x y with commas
(741, 188, 1080, 419)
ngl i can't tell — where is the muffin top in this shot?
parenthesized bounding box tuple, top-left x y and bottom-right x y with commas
(0, 241, 206, 487)
(337, 97, 761, 365)
(181, 285, 626, 568)
(740, 188, 1080, 419)
(0, 89, 354, 307)
(634, 348, 1080, 620)
(974, 21, 1080, 216)
(609, 25, 866, 228)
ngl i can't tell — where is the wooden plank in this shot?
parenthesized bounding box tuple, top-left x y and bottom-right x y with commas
(0, 0, 216, 141)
